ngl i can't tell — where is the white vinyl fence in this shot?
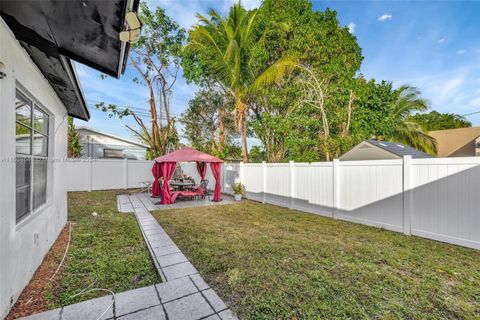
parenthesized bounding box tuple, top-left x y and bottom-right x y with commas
(66, 157, 480, 250)
(66, 159, 153, 191)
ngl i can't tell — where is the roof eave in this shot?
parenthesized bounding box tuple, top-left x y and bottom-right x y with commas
(59, 56, 90, 121)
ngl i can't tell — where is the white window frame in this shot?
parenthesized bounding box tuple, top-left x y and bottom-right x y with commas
(15, 87, 51, 224)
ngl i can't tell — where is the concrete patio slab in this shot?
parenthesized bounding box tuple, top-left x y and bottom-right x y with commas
(115, 285, 160, 317)
(61, 295, 113, 320)
(148, 232, 171, 241)
(155, 277, 197, 303)
(202, 289, 228, 312)
(117, 305, 166, 320)
(189, 274, 210, 291)
(163, 293, 214, 320)
(162, 261, 198, 280)
(153, 245, 181, 257)
(157, 252, 188, 267)
(150, 240, 176, 248)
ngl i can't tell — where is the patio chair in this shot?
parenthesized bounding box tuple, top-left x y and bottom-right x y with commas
(138, 181, 152, 194)
(199, 180, 210, 201)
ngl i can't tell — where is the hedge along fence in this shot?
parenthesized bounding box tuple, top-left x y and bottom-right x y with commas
(65, 157, 480, 250)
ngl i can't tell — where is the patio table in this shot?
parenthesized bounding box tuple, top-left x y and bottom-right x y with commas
(170, 181, 195, 191)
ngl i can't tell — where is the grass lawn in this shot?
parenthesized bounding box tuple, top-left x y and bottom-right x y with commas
(8, 191, 158, 318)
(51, 191, 159, 306)
(153, 201, 480, 320)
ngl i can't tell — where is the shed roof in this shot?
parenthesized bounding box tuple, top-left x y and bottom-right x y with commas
(366, 140, 433, 158)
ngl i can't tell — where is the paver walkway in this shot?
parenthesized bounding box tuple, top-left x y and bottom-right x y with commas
(19, 195, 237, 320)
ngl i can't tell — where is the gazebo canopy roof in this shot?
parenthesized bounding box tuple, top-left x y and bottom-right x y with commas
(154, 147, 223, 163)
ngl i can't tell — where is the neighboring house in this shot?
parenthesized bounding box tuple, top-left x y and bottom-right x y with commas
(77, 126, 148, 160)
(429, 127, 480, 157)
(0, 1, 139, 318)
(340, 140, 433, 161)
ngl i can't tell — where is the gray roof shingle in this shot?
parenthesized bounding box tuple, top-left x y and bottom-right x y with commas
(367, 140, 433, 158)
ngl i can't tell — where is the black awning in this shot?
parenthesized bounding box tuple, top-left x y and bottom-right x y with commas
(1, 0, 140, 120)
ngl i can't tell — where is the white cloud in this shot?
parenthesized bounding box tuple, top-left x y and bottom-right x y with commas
(438, 76, 465, 103)
(456, 49, 466, 55)
(397, 66, 480, 121)
(377, 14, 392, 22)
(438, 38, 445, 43)
(347, 22, 356, 34)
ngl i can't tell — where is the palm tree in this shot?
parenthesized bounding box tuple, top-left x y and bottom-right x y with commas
(185, 2, 296, 162)
(377, 85, 437, 155)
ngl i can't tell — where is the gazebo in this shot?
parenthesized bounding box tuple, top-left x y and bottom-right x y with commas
(151, 147, 223, 204)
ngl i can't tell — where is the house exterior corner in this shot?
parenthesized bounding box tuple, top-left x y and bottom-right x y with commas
(0, 18, 69, 319)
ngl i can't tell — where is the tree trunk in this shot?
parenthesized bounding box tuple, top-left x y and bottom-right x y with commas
(342, 90, 355, 137)
(241, 120, 248, 162)
(210, 127, 216, 152)
(218, 106, 225, 154)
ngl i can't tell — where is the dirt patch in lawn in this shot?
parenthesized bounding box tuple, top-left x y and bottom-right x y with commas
(6, 223, 73, 319)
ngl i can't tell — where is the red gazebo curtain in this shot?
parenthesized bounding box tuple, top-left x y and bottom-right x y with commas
(151, 162, 162, 197)
(210, 162, 221, 202)
(160, 162, 176, 204)
(196, 161, 207, 180)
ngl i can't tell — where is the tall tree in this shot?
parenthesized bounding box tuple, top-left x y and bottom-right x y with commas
(409, 111, 471, 131)
(250, 0, 363, 161)
(96, 3, 185, 157)
(184, 1, 297, 162)
(181, 87, 240, 159)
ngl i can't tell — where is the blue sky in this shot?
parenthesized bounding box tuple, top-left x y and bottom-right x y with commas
(75, 0, 480, 145)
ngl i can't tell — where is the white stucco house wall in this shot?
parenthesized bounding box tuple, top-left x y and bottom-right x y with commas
(77, 126, 148, 160)
(0, 0, 139, 317)
(0, 19, 70, 319)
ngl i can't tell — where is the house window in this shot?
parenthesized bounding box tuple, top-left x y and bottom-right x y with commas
(103, 148, 124, 158)
(15, 90, 49, 223)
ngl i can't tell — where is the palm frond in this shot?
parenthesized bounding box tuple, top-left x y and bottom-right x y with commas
(389, 121, 437, 154)
(393, 85, 430, 118)
(244, 11, 258, 43)
(249, 57, 298, 93)
(188, 25, 223, 56)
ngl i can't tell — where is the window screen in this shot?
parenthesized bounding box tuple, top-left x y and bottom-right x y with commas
(15, 90, 50, 222)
